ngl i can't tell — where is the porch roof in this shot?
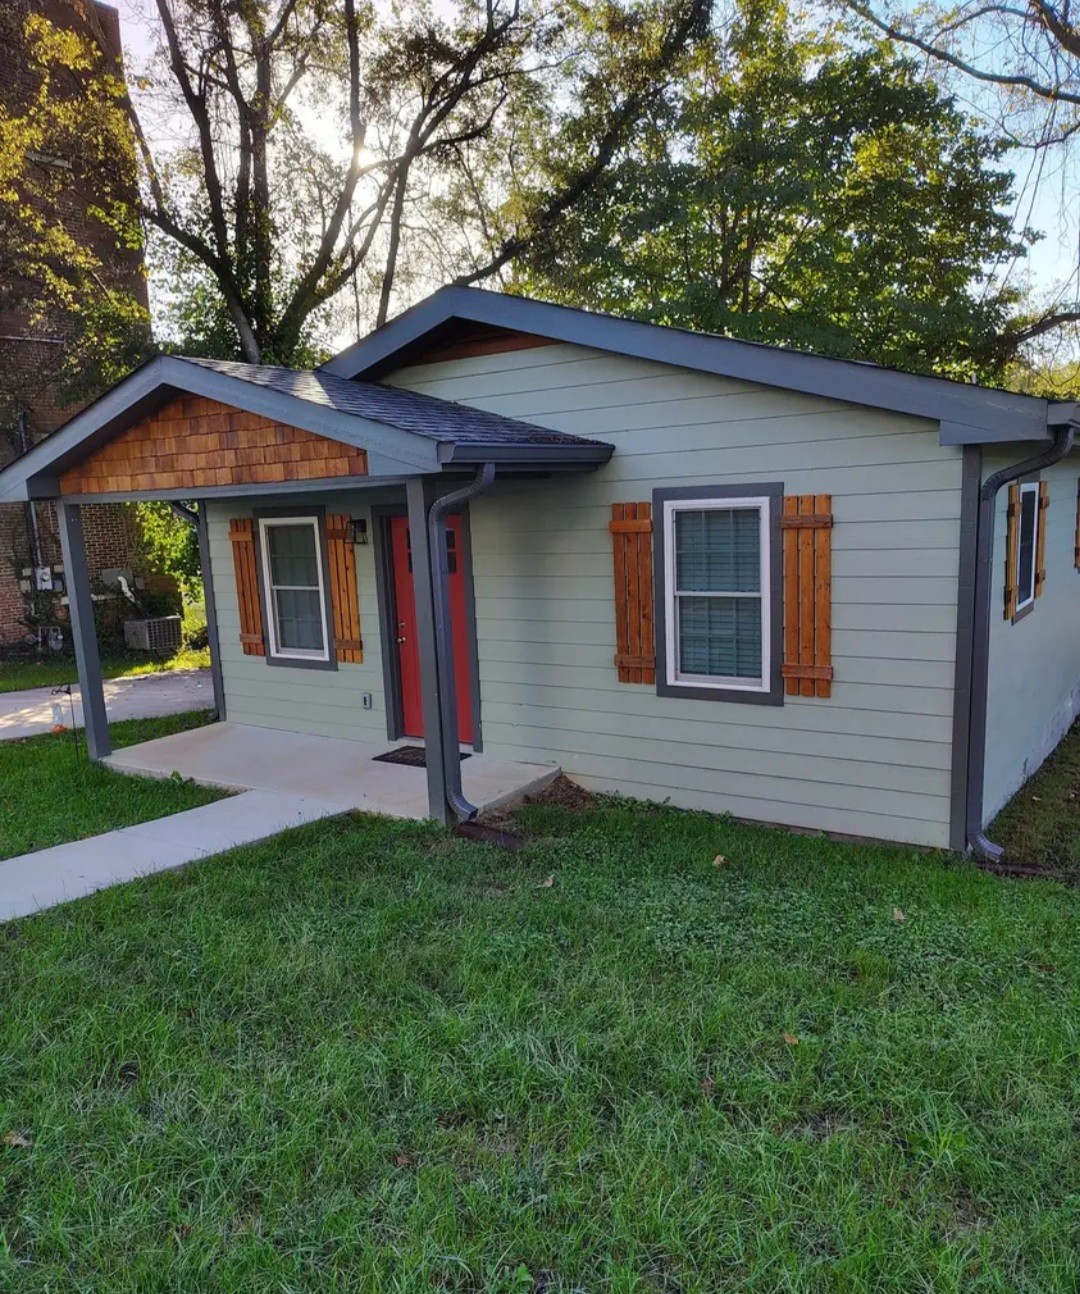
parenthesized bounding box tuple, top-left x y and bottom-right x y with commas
(0, 353, 614, 503)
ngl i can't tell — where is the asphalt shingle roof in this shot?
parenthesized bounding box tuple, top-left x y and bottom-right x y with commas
(183, 357, 596, 448)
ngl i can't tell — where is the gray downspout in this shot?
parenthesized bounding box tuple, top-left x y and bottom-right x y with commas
(427, 463, 496, 821)
(966, 421, 1076, 862)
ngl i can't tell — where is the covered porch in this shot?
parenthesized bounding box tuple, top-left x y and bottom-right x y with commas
(0, 353, 612, 824)
(102, 721, 559, 819)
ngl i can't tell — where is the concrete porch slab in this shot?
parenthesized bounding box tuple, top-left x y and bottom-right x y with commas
(102, 721, 559, 819)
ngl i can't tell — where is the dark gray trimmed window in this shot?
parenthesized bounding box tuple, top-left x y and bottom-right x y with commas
(654, 484, 784, 705)
(258, 515, 331, 662)
(1016, 480, 1039, 614)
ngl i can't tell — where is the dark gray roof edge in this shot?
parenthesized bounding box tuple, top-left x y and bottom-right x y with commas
(0, 353, 616, 503)
(322, 286, 1054, 444)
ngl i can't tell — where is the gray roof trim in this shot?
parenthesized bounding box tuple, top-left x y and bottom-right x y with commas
(322, 286, 1055, 445)
(0, 353, 612, 503)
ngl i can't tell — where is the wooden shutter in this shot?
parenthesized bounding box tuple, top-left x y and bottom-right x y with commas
(228, 517, 265, 656)
(1035, 480, 1049, 598)
(610, 502, 655, 683)
(1074, 480, 1080, 571)
(325, 514, 363, 663)
(781, 495, 832, 697)
(1004, 483, 1021, 619)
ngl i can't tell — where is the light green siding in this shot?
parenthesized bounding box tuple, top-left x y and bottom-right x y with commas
(206, 494, 390, 741)
(982, 449, 1080, 821)
(387, 343, 965, 847)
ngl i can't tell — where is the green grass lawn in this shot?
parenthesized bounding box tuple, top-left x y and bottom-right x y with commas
(0, 647, 211, 694)
(0, 711, 226, 859)
(1, 791, 1078, 1292)
(990, 720, 1080, 872)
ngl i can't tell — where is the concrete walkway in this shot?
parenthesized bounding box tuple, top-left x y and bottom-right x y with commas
(0, 790, 344, 922)
(0, 721, 559, 922)
(0, 668, 212, 741)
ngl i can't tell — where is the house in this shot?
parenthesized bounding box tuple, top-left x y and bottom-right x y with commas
(0, 0, 150, 647)
(1, 287, 1077, 857)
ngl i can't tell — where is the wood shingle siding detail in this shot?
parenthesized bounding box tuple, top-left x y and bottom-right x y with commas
(781, 495, 833, 697)
(228, 517, 265, 656)
(326, 514, 363, 663)
(609, 502, 655, 683)
(1004, 483, 1021, 619)
(58, 394, 367, 494)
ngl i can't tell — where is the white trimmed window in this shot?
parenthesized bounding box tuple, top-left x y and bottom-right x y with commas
(258, 516, 330, 661)
(1016, 480, 1040, 614)
(662, 495, 771, 694)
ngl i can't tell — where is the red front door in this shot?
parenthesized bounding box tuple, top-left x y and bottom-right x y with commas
(389, 514, 474, 744)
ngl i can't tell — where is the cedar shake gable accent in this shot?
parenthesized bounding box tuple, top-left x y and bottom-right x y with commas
(0, 354, 612, 503)
(59, 394, 368, 495)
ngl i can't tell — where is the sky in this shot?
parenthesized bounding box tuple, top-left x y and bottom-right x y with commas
(107, 0, 1080, 327)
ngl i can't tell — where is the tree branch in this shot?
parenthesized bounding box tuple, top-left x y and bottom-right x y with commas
(846, 0, 1080, 105)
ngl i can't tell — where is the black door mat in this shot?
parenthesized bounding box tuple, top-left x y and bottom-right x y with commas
(372, 745, 471, 768)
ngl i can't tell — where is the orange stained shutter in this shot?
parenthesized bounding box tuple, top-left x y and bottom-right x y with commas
(781, 494, 833, 698)
(1074, 479, 1080, 570)
(610, 502, 655, 683)
(325, 514, 363, 663)
(1004, 483, 1021, 619)
(1035, 480, 1049, 598)
(229, 517, 265, 656)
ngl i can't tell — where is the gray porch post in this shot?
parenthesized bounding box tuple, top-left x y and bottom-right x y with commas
(196, 501, 227, 721)
(55, 500, 111, 760)
(405, 476, 448, 824)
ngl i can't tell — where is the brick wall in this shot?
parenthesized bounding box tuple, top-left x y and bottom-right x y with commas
(0, 0, 149, 650)
(0, 499, 146, 646)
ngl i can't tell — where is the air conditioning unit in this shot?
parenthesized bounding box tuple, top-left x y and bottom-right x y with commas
(123, 615, 182, 656)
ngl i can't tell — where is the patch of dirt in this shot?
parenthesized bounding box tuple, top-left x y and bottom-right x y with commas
(473, 775, 598, 842)
(528, 774, 599, 813)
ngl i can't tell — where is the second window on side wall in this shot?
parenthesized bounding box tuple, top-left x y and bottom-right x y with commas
(663, 495, 771, 695)
(1016, 480, 1040, 614)
(258, 516, 330, 661)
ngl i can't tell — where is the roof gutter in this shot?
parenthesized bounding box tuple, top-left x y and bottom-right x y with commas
(428, 462, 496, 821)
(965, 419, 1077, 861)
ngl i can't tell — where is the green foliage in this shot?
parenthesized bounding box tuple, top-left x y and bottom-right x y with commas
(0, 6, 152, 408)
(516, 0, 1032, 381)
(135, 503, 201, 601)
(135, 0, 710, 364)
(1, 794, 1079, 1288)
(180, 600, 208, 652)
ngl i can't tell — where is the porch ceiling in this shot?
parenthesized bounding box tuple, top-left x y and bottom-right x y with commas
(0, 353, 614, 504)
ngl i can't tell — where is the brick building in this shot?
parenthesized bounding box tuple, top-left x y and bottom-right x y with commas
(0, 0, 150, 648)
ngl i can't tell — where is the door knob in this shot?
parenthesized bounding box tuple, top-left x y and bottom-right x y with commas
(396, 636, 407, 644)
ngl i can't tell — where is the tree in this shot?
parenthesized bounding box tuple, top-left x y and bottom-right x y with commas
(0, 2, 151, 426)
(845, 0, 1080, 349)
(514, 0, 1031, 381)
(106, 0, 711, 365)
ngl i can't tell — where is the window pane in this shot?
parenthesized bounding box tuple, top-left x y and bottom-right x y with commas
(678, 595, 762, 679)
(1018, 488, 1037, 602)
(274, 588, 324, 651)
(268, 524, 319, 587)
(675, 508, 760, 592)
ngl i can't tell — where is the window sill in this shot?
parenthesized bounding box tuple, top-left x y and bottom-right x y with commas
(656, 678, 784, 706)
